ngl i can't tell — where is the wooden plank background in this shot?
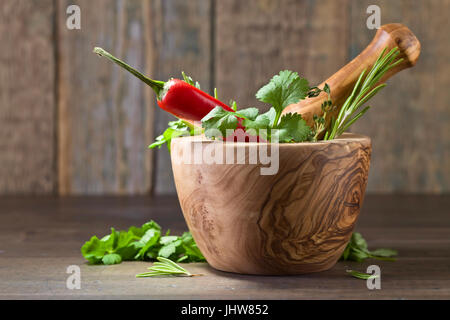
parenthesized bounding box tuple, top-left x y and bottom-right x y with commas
(0, 0, 55, 194)
(0, 0, 448, 195)
(151, 0, 213, 195)
(350, 0, 450, 193)
(57, 0, 153, 195)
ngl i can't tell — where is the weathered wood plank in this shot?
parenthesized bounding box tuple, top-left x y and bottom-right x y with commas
(215, 0, 350, 110)
(350, 0, 450, 193)
(57, 0, 154, 195)
(0, 0, 55, 194)
(151, 0, 213, 195)
(0, 195, 449, 299)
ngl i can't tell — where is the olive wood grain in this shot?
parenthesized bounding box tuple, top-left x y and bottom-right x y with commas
(283, 23, 421, 127)
(171, 133, 371, 275)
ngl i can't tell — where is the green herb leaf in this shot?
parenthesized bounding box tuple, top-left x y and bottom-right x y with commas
(369, 248, 398, 258)
(181, 71, 201, 89)
(81, 236, 109, 265)
(256, 70, 309, 126)
(81, 221, 205, 265)
(242, 108, 276, 137)
(230, 100, 237, 111)
(149, 120, 195, 152)
(135, 228, 161, 260)
(236, 107, 259, 120)
(160, 236, 179, 245)
(158, 239, 182, 259)
(201, 106, 238, 139)
(274, 113, 313, 143)
(341, 232, 397, 262)
(180, 232, 206, 262)
(102, 253, 122, 265)
(325, 47, 403, 140)
(256, 70, 309, 113)
(352, 232, 368, 251)
(346, 269, 379, 280)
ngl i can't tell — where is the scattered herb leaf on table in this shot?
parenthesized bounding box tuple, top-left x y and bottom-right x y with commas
(81, 221, 206, 265)
(136, 257, 203, 278)
(346, 269, 379, 280)
(341, 232, 398, 262)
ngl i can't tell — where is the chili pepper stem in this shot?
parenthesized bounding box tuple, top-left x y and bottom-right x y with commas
(93, 47, 165, 97)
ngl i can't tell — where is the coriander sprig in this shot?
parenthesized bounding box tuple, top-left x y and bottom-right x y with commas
(341, 232, 398, 262)
(324, 47, 403, 140)
(136, 257, 203, 278)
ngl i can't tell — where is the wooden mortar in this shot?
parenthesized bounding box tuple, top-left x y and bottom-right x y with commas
(171, 133, 371, 275)
(170, 24, 420, 275)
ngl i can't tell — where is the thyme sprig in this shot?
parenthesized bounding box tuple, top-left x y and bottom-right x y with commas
(312, 83, 333, 141)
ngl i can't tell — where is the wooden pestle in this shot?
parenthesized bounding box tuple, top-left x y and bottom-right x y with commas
(282, 23, 421, 127)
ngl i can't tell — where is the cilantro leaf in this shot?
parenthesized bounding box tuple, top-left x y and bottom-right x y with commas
(149, 120, 195, 152)
(100, 227, 119, 252)
(160, 236, 179, 245)
(134, 228, 161, 260)
(181, 232, 206, 262)
(369, 248, 398, 258)
(181, 71, 201, 89)
(158, 239, 183, 259)
(115, 231, 140, 260)
(352, 232, 368, 251)
(274, 113, 313, 143)
(255, 70, 309, 118)
(81, 222, 205, 265)
(241, 108, 276, 137)
(102, 253, 122, 265)
(341, 232, 397, 262)
(235, 107, 259, 120)
(202, 106, 238, 139)
(81, 236, 109, 264)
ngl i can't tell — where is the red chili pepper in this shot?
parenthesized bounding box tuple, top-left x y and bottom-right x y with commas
(93, 47, 234, 122)
(157, 79, 234, 122)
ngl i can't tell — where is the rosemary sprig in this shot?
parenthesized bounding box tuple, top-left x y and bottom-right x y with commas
(346, 269, 379, 280)
(324, 47, 403, 140)
(136, 257, 203, 278)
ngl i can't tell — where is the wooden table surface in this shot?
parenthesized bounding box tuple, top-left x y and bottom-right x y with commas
(0, 195, 449, 300)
